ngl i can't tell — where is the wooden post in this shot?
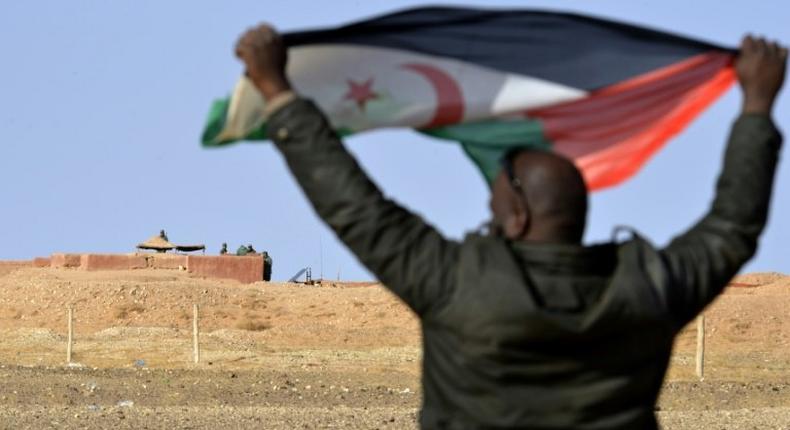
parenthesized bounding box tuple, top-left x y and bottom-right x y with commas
(695, 314, 705, 379)
(66, 306, 73, 364)
(192, 304, 200, 364)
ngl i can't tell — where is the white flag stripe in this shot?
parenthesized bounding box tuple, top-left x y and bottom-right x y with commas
(219, 44, 588, 141)
(216, 77, 266, 142)
(492, 73, 586, 114)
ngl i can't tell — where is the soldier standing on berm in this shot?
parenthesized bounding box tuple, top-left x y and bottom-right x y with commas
(235, 25, 786, 429)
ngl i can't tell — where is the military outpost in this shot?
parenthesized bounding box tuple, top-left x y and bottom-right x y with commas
(30, 230, 277, 284)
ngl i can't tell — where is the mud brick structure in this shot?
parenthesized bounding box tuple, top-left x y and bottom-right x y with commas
(42, 252, 265, 284)
(148, 254, 188, 270)
(80, 254, 148, 271)
(50, 253, 82, 268)
(32, 257, 51, 268)
(186, 255, 264, 284)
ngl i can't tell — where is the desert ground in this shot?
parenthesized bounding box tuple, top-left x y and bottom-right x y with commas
(0, 262, 788, 429)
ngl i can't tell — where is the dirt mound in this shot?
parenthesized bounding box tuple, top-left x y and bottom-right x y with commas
(0, 265, 788, 429)
(0, 265, 787, 378)
(0, 261, 31, 277)
(670, 272, 790, 379)
(0, 267, 418, 351)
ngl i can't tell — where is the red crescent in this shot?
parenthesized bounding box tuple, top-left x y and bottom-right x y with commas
(401, 63, 465, 128)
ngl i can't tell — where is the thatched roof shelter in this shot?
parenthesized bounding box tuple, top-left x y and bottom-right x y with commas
(137, 235, 175, 252)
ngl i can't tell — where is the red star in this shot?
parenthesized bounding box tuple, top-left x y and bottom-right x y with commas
(344, 78, 379, 110)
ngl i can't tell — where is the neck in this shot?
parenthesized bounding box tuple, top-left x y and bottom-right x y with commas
(517, 223, 582, 245)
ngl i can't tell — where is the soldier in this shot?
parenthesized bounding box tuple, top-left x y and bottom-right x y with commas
(220, 243, 228, 255)
(262, 251, 273, 281)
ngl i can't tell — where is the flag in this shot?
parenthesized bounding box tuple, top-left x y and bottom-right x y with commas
(202, 6, 736, 190)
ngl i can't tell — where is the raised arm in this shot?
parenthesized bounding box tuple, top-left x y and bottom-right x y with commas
(661, 36, 786, 326)
(235, 24, 459, 315)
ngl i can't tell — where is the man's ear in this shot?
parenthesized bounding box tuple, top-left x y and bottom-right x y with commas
(504, 208, 529, 240)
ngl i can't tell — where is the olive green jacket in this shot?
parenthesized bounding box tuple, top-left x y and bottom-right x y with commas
(268, 98, 782, 429)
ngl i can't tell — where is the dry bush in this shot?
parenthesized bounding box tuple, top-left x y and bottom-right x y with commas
(114, 303, 146, 319)
(238, 297, 267, 311)
(235, 317, 271, 331)
(315, 312, 336, 318)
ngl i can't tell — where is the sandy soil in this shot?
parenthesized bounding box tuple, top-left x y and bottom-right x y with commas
(0, 264, 788, 429)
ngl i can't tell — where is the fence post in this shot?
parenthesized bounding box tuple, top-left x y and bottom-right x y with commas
(193, 304, 200, 364)
(695, 314, 705, 379)
(66, 306, 73, 364)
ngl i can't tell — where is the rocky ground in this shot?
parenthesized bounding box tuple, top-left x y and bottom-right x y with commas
(0, 264, 788, 429)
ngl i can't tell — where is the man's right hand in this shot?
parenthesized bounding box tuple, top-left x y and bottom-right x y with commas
(235, 24, 292, 100)
(736, 35, 787, 115)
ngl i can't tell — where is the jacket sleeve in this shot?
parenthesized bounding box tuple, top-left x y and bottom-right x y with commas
(267, 98, 459, 315)
(660, 114, 782, 326)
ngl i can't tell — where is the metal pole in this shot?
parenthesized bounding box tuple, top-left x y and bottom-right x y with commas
(66, 306, 73, 364)
(695, 314, 705, 379)
(193, 304, 200, 364)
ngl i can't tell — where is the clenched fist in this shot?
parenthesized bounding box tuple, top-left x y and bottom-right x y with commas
(235, 24, 292, 100)
(736, 35, 787, 115)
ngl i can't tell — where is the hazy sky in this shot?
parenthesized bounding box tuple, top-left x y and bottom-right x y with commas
(2, 1, 788, 281)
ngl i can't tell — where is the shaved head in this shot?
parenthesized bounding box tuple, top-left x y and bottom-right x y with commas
(490, 149, 588, 243)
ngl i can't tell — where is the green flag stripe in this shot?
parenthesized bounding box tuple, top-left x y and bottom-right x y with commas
(201, 98, 551, 186)
(421, 119, 552, 185)
(201, 97, 269, 147)
(202, 97, 357, 147)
